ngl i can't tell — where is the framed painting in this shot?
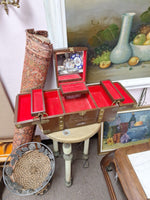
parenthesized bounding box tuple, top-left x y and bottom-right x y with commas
(98, 106, 150, 154)
(43, 0, 150, 89)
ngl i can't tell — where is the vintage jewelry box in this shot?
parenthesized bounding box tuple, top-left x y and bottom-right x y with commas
(14, 47, 137, 134)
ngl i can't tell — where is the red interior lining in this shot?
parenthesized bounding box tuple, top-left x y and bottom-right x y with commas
(58, 74, 81, 82)
(17, 94, 34, 122)
(44, 91, 64, 116)
(101, 80, 123, 100)
(32, 89, 44, 113)
(61, 93, 96, 113)
(59, 80, 82, 85)
(113, 83, 134, 104)
(88, 85, 113, 107)
(61, 82, 88, 94)
(82, 51, 87, 82)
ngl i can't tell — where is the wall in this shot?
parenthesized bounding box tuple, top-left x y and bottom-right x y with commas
(0, 0, 56, 109)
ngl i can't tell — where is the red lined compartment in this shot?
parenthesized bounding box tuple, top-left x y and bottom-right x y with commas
(54, 47, 87, 87)
(58, 74, 82, 82)
(113, 82, 135, 104)
(31, 89, 45, 115)
(101, 80, 124, 102)
(82, 50, 87, 82)
(44, 90, 64, 116)
(60, 81, 88, 96)
(61, 93, 96, 113)
(88, 84, 114, 107)
(17, 94, 34, 122)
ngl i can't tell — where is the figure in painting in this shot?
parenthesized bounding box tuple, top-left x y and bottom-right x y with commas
(128, 112, 136, 129)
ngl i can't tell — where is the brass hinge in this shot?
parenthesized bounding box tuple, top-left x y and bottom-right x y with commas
(59, 116, 64, 130)
(97, 109, 104, 123)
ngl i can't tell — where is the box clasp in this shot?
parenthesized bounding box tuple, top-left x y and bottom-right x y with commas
(69, 47, 74, 52)
(79, 111, 87, 116)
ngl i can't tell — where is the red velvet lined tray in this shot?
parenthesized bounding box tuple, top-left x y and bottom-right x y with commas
(17, 94, 34, 122)
(88, 85, 114, 107)
(17, 90, 64, 122)
(31, 89, 45, 116)
(113, 82, 135, 104)
(60, 81, 88, 96)
(61, 93, 96, 113)
(101, 80, 124, 102)
(58, 74, 82, 82)
(88, 82, 135, 107)
(44, 90, 64, 116)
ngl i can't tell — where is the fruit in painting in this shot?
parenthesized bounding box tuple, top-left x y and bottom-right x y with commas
(140, 25, 150, 34)
(99, 61, 111, 69)
(144, 39, 150, 45)
(128, 57, 139, 66)
(146, 32, 150, 40)
(133, 33, 146, 45)
(92, 50, 111, 69)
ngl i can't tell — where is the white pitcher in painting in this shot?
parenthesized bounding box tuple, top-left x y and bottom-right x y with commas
(110, 12, 136, 64)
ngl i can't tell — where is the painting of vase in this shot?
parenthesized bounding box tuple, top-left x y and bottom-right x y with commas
(65, 0, 150, 84)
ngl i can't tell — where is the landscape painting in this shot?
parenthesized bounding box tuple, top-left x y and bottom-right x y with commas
(99, 107, 150, 154)
(65, 0, 150, 84)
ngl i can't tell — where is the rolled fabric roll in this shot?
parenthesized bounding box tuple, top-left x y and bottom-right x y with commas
(13, 29, 53, 150)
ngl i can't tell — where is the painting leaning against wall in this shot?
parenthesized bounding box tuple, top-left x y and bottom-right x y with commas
(65, 0, 150, 83)
(98, 106, 150, 154)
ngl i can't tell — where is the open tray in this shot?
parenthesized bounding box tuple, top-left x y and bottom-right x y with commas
(88, 81, 136, 122)
(14, 80, 137, 134)
(31, 89, 46, 116)
(60, 81, 89, 96)
(100, 80, 124, 103)
(58, 74, 82, 83)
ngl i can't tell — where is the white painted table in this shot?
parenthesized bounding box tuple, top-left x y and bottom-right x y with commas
(46, 123, 100, 187)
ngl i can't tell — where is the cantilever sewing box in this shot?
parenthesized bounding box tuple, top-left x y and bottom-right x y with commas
(14, 47, 137, 134)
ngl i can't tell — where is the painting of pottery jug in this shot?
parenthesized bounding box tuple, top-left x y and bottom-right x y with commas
(110, 13, 136, 64)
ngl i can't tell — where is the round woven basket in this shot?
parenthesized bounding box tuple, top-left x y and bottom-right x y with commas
(3, 142, 55, 196)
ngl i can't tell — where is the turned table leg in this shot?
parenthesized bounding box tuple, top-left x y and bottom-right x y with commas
(83, 138, 90, 160)
(63, 143, 73, 187)
(53, 140, 59, 157)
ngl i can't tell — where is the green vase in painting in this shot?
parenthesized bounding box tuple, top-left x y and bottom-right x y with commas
(110, 13, 135, 64)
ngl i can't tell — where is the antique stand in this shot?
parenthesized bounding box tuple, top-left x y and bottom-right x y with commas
(46, 123, 100, 187)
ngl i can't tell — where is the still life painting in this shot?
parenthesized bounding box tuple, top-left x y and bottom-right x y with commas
(99, 107, 150, 154)
(65, 0, 150, 83)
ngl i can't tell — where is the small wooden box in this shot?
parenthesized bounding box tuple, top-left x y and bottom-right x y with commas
(14, 47, 137, 134)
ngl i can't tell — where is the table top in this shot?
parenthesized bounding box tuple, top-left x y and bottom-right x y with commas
(46, 123, 100, 143)
(114, 142, 150, 200)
